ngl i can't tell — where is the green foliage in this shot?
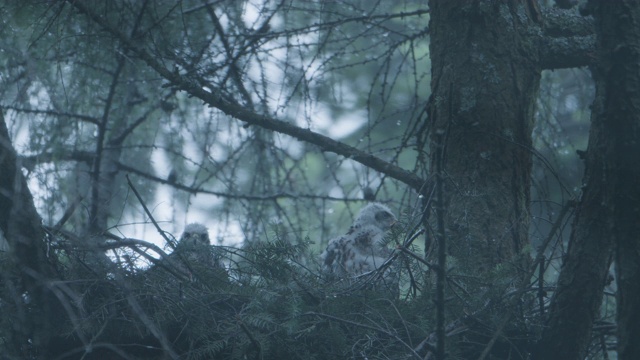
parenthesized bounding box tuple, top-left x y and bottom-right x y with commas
(0, 224, 449, 360)
(0, 0, 608, 358)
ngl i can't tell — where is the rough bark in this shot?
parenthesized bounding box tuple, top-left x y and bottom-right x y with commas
(425, 3, 542, 357)
(596, 2, 640, 359)
(427, 0, 540, 277)
(535, 2, 640, 359)
(0, 111, 56, 358)
(532, 68, 613, 358)
(540, 8, 596, 69)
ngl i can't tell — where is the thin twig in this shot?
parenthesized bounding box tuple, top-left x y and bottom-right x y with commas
(125, 174, 173, 246)
(476, 314, 510, 360)
(54, 195, 83, 230)
(396, 244, 438, 271)
(238, 318, 263, 360)
(302, 312, 423, 359)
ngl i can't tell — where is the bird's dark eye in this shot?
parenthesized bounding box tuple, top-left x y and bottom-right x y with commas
(375, 211, 393, 222)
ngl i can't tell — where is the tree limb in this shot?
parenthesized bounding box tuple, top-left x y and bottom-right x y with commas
(67, 0, 429, 193)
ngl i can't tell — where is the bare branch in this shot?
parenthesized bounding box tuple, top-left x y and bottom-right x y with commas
(0, 105, 99, 124)
(302, 311, 423, 359)
(67, 0, 428, 193)
(125, 174, 174, 247)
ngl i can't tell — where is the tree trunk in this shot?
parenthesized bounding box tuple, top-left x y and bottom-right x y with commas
(427, 2, 541, 357)
(595, 2, 640, 359)
(533, 66, 613, 359)
(0, 111, 56, 359)
(535, 2, 640, 359)
(427, 0, 540, 279)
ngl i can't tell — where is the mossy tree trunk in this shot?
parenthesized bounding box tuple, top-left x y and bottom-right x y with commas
(0, 112, 57, 359)
(536, 2, 640, 359)
(426, 2, 542, 356)
(427, 0, 540, 280)
(597, 4, 640, 359)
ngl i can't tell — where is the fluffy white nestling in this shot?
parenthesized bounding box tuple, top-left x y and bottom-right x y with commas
(321, 203, 397, 277)
(177, 223, 210, 248)
(172, 223, 223, 278)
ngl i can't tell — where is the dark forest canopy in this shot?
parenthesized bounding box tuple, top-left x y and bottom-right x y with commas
(0, 1, 638, 359)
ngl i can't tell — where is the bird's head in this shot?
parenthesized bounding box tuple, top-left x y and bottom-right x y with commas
(353, 203, 397, 232)
(179, 223, 210, 246)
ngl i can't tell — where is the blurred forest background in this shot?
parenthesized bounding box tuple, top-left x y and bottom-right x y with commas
(0, 1, 636, 359)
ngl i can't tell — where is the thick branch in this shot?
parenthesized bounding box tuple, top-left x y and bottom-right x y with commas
(68, 0, 428, 193)
(540, 35, 596, 69)
(540, 8, 596, 69)
(543, 8, 594, 37)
